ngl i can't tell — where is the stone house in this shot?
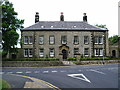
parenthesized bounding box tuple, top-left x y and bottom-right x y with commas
(20, 12, 109, 60)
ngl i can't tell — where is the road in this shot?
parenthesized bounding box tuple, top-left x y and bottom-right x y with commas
(1, 64, 119, 89)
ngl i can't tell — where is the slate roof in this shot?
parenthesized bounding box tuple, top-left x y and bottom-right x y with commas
(22, 21, 108, 31)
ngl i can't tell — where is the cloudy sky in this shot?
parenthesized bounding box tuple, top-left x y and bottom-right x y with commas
(9, 0, 119, 37)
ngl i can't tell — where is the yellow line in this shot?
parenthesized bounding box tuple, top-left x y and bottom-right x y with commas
(9, 74, 60, 89)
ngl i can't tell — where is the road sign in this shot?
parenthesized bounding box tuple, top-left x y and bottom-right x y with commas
(67, 74, 91, 83)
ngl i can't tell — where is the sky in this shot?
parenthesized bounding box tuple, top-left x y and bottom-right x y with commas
(9, 0, 119, 37)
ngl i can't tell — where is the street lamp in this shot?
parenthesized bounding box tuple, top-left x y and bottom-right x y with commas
(102, 35, 105, 64)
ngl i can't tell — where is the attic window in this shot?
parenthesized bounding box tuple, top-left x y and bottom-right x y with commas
(41, 26, 44, 28)
(51, 26, 53, 28)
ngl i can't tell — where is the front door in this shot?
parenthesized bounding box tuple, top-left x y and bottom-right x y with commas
(62, 49, 68, 60)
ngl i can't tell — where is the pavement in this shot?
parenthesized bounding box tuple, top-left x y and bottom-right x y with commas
(1, 64, 119, 89)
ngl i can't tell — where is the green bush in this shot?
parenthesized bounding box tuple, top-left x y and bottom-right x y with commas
(80, 57, 110, 61)
(67, 58, 77, 61)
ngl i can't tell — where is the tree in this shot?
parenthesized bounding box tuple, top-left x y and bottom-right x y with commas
(95, 24, 107, 29)
(1, 0, 24, 58)
(109, 35, 119, 45)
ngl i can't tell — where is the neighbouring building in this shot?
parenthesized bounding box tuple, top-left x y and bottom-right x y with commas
(20, 12, 109, 60)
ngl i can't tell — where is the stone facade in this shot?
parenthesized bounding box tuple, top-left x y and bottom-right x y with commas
(20, 29, 109, 60)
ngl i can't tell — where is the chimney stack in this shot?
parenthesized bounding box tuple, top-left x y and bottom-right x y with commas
(83, 13, 87, 22)
(35, 12, 39, 23)
(60, 12, 64, 21)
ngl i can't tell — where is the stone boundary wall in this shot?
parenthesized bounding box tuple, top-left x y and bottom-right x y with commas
(1, 61, 64, 67)
(80, 60, 120, 65)
(1, 60, 120, 67)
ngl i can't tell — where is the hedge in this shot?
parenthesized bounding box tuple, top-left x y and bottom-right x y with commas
(2, 58, 59, 61)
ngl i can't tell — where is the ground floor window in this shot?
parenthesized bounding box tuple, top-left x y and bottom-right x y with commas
(49, 48, 55, 57)
(84, 48, 89, 56)
(24, 49, 33, 57)
(74, 48, 79, 55)
(40, 48, 44, 57)
(94, 48, 103, 56)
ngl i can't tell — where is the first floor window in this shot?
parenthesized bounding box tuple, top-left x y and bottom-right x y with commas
(49, 36, 55, 44)
(74, 36, 79, 44)
(61, 36, 67, 44)
(40, 48, 44, 57)
(84, 48, 89, 56)
(99, 36, 103, 44)
(39, 36, 44, 44)
(24, 49, 33, 57)
(94, 36, 103, 44)
(74, 48, 79, 54)
(49, 48, 55, 57)
(84, 36, 89, 44)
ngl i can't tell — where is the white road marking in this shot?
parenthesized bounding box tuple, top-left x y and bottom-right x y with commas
(51, 71, 57, 73)
(7, 72, 13, 74)
(16, 72, 23, 74)
(0, 72, 4, 74)
(25, 71, 31, 73)
(34, 71, 40, 73)
(60, 71, 66, 72)
(67, 74, 91, 83)
(43, 71, 49, 73)
(78, 70, 82, 72)
(89, 69, 105, 75)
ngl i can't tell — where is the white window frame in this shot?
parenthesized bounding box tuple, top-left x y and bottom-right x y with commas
(49, 48, 55, 57)
(74, 36, 79, 44)
(95, 49, 99, 56)
(49, 36, 55, 44)
(39, 36, 44, 44)
(24, 36, 28, 44)
(39, 48, 44, 58)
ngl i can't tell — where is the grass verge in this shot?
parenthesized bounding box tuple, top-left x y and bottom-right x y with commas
(0, 79, 11, 89)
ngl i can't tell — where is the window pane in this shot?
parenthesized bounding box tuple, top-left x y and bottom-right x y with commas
(29, 49, 33, 57)
(24, 49, 28, 57)
(50, 48, 54, 57)
(74, 36, 79, 44)
(50, 36, 55, 44)
(84, 48, 89, 56)
(40, 48, 44, 57)
(61, 36, 67, 44)
(24, 36, 28, 44)
(99, 36, 103, 44)
(94, 37, 98, 44)
(29, 36, 33, 44)
(99, 49, 103, 56)
(95, 49, 99, 56)
(39, 36, 44, 44)
(84, 36, 89, 44)
(74, 48, 79, 54)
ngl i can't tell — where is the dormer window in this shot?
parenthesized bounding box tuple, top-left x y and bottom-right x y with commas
(51, 26, 53, 28)
(41, 26, 44, 28)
